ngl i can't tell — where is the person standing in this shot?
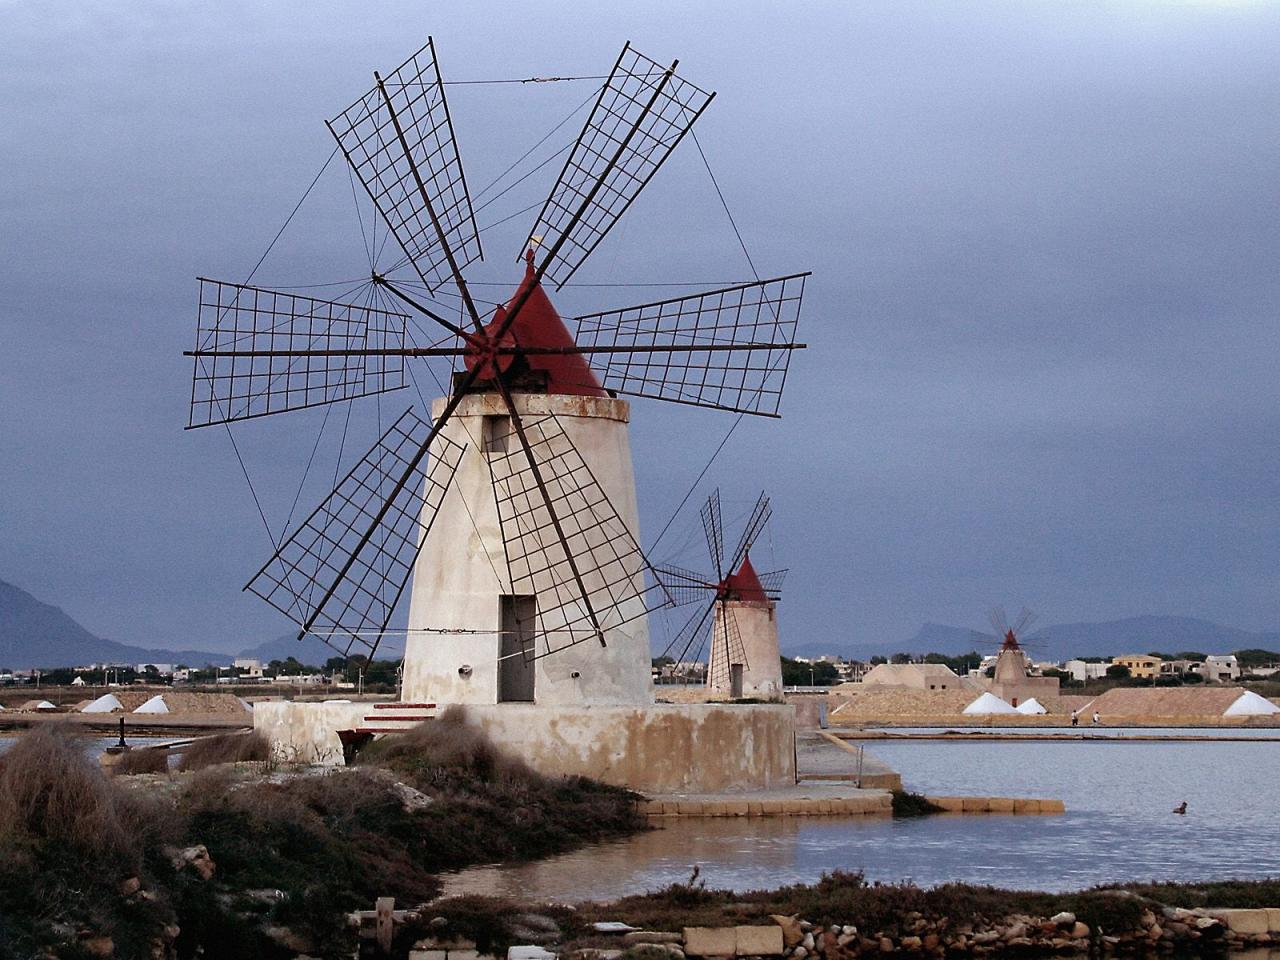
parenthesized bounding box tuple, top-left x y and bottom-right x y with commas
(1070, 710, 1079, 727)
(1092, 710, 1101, 725)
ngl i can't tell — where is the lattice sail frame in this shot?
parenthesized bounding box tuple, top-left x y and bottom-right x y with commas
(487, 413, 668, 660)
(189, 279, 409, 428)
(574, 274, 807, 417)
(524, 43, 715, 289)
(328, 37, 482, 292)
(245, 408, 465, 658)
(708, 600, 747, 689)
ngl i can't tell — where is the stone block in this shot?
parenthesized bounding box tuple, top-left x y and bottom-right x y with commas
(684, 927, 737, 957)
(724, 800, 750, 817)
(735, 926, 785, 956)
(987, 797, 1015, 813)
(1038, 799, 1066, 814)
(929, 796, 965, 813)
(509, 949, 556, 960)
(1012, 798, 1040, 814)
(1209, 910, 1270, 935)
(747, 802, 764, 817)
(961, 797, 990, 813)
(676, 800, 705, 816)
(409, 952, 448, 960)
(450, 951, 481, 960)
(1268, 908, 1280, 933)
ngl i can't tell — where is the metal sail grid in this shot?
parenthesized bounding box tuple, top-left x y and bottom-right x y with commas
(707, 601, 747, 689)
(488, 414, 666, 659)
(245, 408, 465, 659)
(189, 279, 408, 428)
(524, 44, 714, 289)
(573, 274, 807, 417)
(328, 38, 482, 292)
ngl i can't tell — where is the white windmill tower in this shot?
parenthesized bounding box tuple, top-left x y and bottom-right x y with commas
(659, 491, 787, 700)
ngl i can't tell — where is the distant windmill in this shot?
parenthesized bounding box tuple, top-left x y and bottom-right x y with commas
(184, 39, 808, 706)
(656, 491, 787, 699)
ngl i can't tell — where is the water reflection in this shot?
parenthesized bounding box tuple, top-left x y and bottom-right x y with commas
(442, 738, 1280, 902)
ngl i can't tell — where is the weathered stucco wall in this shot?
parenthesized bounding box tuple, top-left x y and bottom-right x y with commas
(402, 391, 653, 708)
(253, 700, 368, 765)
(254, 700, 798, 793)
(463, 703, 796, 792)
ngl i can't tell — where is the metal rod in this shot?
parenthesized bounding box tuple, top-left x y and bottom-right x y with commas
(493, 379, 607, 648)
(374, 276, 471, 338)
(373, 71, 485, 334)
(186, 342, 806, 359)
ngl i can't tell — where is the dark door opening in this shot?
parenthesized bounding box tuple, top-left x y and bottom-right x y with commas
(498, 594, 536, 703)
(730, 663, 744, 699)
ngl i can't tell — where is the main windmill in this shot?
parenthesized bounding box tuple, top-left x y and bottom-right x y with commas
(186, 40, 808, 711)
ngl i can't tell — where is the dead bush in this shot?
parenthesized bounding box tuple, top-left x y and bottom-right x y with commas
(177, 730, 269, 772)
(358, 705, 534, 782)
(0, 724, 133, 858)
(113, 747, 171, 776)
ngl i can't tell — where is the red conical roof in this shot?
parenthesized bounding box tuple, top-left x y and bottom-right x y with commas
(723, 550, 769, 603)
(466, 251, 605, 397)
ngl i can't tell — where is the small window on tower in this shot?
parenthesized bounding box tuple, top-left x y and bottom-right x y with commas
(483, 415, 510, 456)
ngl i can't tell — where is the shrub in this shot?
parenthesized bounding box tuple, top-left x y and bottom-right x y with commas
(113, 747, 171, 776)
(891, 790, 943, 818)
(357, 705, 533, 782)
(0, 724, 132, 857)
(177, 730, 269, 771)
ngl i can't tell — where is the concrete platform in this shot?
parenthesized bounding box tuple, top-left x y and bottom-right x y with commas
(254, 699, 798, 793)
(638, 781, 894, 817)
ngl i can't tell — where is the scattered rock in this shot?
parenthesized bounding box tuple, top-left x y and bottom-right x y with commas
(900, 936, 922, 950)
(771, 916, 804, 949)
(624, 932, 682, 945)
(80, 935, 114, 958)
(431, 916, 450, 930)
(878, 937, 893, 953)
(1070, 922, 1090, 939)
(800, 932, 815, 951)
(1049, 912, 1075, 927)
(118, 876, 141, 897)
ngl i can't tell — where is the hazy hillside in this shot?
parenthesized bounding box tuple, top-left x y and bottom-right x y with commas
(784, 615, 1280, 662)
(236, 632, 405, 666)
(0, 578, 232, 670)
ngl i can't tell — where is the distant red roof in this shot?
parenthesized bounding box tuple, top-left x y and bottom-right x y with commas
(465, 251, 605, 397)
(722, 551, 769, 603)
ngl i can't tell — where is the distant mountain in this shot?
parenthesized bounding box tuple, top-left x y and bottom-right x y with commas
(782, 615, 1280, 663)
(236, 632, 406, 666)
(0, 578, 232, 670)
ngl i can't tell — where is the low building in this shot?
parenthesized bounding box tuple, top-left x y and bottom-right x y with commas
(1064, 659, 1109, 683)
(233, 658, 264, 679)
(1198, 655, 1240, 682)
(1113, 654, 1162, 679)
(860, 662, 964, 691)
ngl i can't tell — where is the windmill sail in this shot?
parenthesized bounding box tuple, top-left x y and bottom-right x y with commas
(727, 492, 772, 573)
(328, 38, 483, 302)
(573, 274, 807, 417)
(653, 564, 717, 607)
(188, 279, 409, 428)
(245, 408, 465, 659)
(700, 487, 724, 579)
(524, 43, 715, 289)
(756, 568, 788, 597)
(487, 413, 668, 659)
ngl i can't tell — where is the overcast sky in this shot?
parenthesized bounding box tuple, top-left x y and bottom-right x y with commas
(2, 1, 1278, 656)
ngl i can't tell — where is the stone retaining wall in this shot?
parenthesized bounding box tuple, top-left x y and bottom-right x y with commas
(926, 796, 1066, 814)
(636, 794, 892, 817)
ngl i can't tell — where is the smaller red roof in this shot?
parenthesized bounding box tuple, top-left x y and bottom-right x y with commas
(722, 550, 769, 603)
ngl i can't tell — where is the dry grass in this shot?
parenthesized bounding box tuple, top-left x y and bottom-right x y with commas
(0, 724, 132, 857)
(357, 704, 534, 781)
(112, 747, 171, 776)
(177, 730, 269, 771)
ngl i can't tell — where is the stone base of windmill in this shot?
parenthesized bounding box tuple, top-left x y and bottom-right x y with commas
(252, 699, 797, 793)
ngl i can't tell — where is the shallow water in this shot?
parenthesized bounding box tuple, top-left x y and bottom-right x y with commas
(441, 735, 1280, 901)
